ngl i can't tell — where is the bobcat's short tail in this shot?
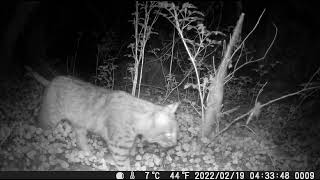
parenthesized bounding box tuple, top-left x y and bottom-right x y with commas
(24, 66, 50, 86)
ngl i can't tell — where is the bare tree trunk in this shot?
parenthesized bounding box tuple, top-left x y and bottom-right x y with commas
(204, 13, 245, 138)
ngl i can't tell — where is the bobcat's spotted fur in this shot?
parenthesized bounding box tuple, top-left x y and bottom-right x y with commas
(25, 66, 179, 170)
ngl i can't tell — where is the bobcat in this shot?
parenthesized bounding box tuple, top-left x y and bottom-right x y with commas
(25, 66, 179, 170)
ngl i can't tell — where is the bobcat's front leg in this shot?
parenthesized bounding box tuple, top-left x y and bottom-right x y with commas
(74, 127, 91, 154)
(101, 130, 133, 170)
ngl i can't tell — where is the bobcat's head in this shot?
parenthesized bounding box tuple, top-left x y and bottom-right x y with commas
(146, 102, 179, 147)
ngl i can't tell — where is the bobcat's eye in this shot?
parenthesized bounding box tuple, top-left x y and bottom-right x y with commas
(165, 132, 176, 144)
(165, 132, 171, 138)
(165, 132, 174, 139)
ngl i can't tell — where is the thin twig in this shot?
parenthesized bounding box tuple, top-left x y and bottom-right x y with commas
(162, 68, 194, 103)
(226, 19, 278, 82)
(209, 86, 319, 140)
(255, 82, 268, 104)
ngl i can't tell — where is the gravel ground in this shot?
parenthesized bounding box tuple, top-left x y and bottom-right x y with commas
(0, 77, 319, 171)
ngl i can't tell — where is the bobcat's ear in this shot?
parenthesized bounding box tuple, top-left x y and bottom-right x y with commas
(165, 102, 179, 114)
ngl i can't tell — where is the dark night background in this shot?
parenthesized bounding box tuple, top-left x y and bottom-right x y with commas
(0, 1, 319, 83)
(0, 0, 319, 172)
